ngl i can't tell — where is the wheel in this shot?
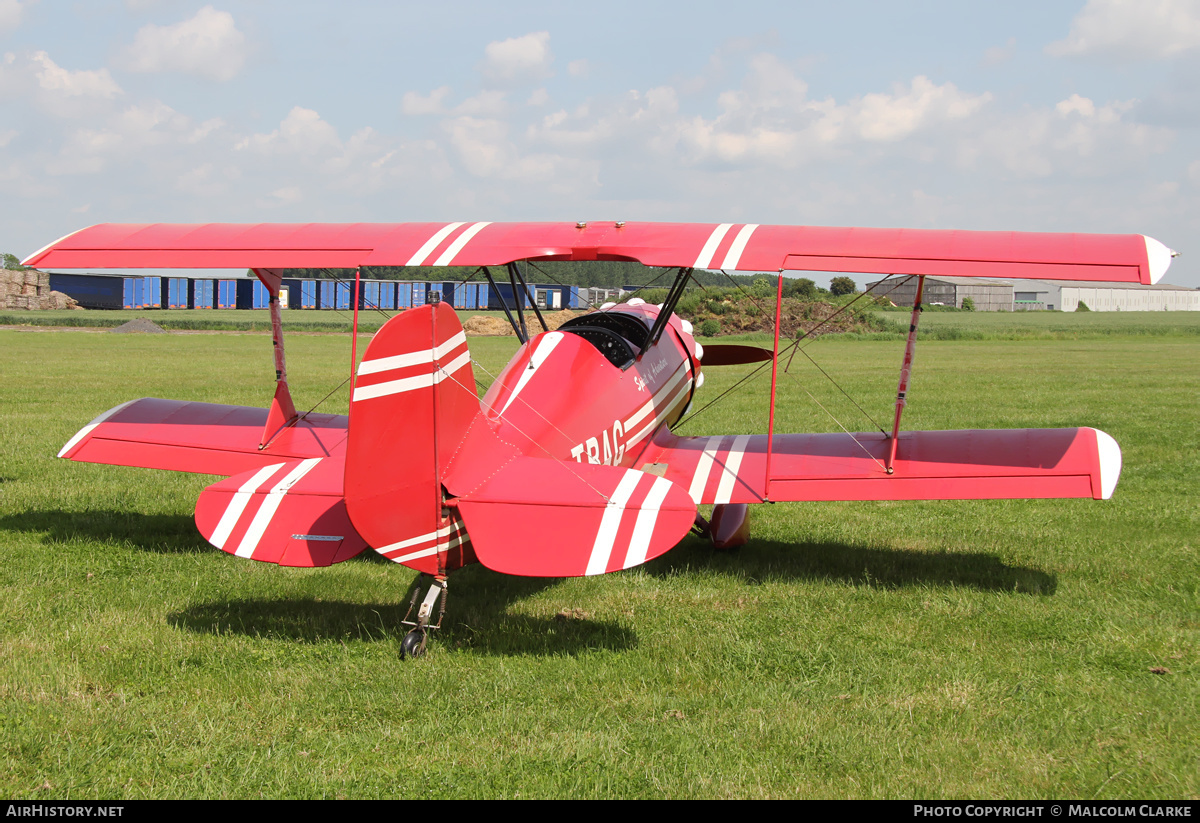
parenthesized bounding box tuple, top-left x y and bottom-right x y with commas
(400, 628, 426, 659)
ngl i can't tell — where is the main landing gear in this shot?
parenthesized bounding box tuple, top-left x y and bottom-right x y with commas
(691, 503, 752, 550)
(400, 575, 447, 660)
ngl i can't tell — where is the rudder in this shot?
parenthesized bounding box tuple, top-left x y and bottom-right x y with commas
(344, 303, 479, 573)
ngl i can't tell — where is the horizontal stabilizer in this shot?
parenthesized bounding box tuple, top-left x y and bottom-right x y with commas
(58, 397, 348, 477)
(639, 427, 1120, 503)
(455, 459, 696, 577)
(195, 457, 368, 567)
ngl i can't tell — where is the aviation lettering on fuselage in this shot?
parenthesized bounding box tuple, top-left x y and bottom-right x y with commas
(571, 420, 626, 466)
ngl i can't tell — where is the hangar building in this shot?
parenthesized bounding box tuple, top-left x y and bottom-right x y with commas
(865, 276, 1200, 311)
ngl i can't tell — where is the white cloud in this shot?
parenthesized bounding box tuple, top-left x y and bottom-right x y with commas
(237, 106, 340, 155)
(852, 76, 991, 141)
(1047, 0, 1200, 60)
(0, 51, 123, 118)
(568, 59, 589, 78)
(47, 101, 218, 175)
(402, 86, 451, 115)
(0, 0, 29, 33)
(983, 38, 1017, 66)
(123, 5, 247, 81)
(480, 31, 553, 88)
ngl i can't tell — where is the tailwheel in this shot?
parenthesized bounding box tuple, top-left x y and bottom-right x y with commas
(399, 575, 447, 660)
(400, 628, 427, 659)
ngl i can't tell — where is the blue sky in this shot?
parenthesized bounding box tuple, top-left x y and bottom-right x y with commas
(2, 0, 1197, 286)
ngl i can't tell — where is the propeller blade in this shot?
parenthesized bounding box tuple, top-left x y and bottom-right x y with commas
(701, 344, 774, 365)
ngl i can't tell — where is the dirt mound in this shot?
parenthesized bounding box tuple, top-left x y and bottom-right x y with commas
(463, 309, 581, 336)
(543, 309, 579, 330)
(110, 318, 169, 334)
(689, 295, 885, 338)
(463, 315, 515, 336)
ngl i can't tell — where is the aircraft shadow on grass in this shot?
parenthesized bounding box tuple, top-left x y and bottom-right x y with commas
(647, 534, 1058, 596)
(168, 569, 636, 657)
(1, 509, 1055, 655)
(0, 509, 211, 553)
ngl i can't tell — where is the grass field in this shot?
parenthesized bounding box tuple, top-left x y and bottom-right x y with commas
(1, 311, 1196, 799)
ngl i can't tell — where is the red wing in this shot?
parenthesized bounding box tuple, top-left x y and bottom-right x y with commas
(637, 427, 1121, 504)
(194, 456, 368, 567)
(58, 397, 348, 477)
(453, 458, 696, 578)
(25, 222, 1170, 284)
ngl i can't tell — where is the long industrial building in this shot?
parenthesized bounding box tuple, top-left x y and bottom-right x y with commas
(865, 276, 1200, 311)
(39, 272, 620, 313)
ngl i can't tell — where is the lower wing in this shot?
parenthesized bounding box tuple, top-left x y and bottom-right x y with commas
(637, 427, 1120, 504)
(58, 397, 349, 477)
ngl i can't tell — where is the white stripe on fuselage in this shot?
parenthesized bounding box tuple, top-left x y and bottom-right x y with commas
(498, 332, 563, 416)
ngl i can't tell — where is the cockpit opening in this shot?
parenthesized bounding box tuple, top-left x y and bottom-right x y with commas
(559, 311, 653, 369)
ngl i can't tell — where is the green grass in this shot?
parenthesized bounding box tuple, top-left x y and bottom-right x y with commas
(0, 314, 1196, 798)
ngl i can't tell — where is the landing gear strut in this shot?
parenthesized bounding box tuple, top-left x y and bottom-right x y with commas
(400, 575, 447, 659)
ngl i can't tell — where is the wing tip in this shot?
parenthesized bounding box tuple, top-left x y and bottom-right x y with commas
(1141, 235, 1176, 285)
(57, 399, 139, 459)
(1087, 427, 1122, 500)
(23, 225, 97, 268)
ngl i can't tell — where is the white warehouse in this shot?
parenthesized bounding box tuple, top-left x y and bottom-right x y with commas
(865, 276, 1200, 311)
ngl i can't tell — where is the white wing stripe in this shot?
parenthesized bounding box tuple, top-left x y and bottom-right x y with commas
(720, 224, 759, 271)
(210, 463, 285, 550)
(406, 222, 464, 266)
(234, 458, 322, 558)
(57, 399, 138, 458)
(433, 221, 492, 266)
(714, 435, 751, 504)
(687, 436, 724, 504)
(585, 471, 643, 576)
(624, 476, 673, 569)
(693, 223, 734, 269)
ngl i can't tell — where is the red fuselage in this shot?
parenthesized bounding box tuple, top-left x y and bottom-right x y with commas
(480, 302, 703, 469)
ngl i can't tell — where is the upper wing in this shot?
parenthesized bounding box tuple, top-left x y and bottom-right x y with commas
(636, 427, 1121, 504)
(59, 397, 349, 477)
(25, 222, 1173, 284)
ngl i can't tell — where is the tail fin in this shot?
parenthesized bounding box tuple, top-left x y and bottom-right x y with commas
(343, 303, 480, 574)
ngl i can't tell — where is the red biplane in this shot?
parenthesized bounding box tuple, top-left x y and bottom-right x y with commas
(25, 222, 1176, 656)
